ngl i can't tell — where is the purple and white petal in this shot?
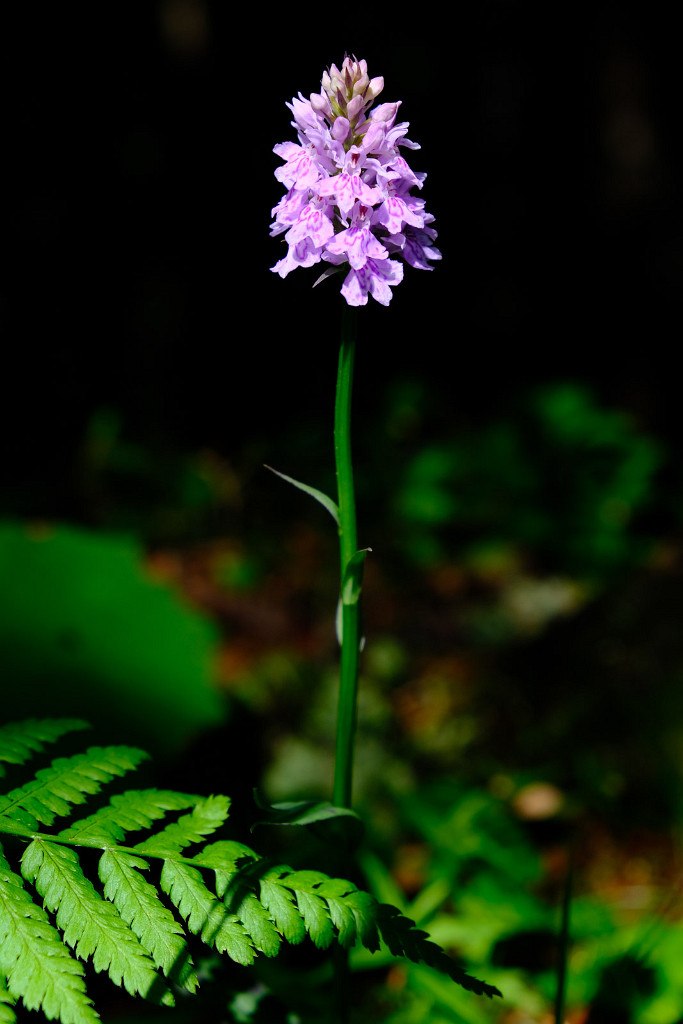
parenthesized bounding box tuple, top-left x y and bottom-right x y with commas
(341, 257, 404, 306)
(285, 204, 335, 248)
(271, 237, 322, 278)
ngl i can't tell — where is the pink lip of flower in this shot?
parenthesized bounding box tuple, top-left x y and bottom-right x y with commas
(284, 204, 335, 249)
(270, 56, 441, 306)
(272, 236, 323, 279)
(273, 143, 321, 191)
(269, 188, 310, 235)
(341, 257, 405, 307)
(326, 221, 389, 271)
(374, 195, 425, 235)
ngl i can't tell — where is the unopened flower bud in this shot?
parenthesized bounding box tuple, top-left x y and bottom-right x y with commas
(332, 116, 350, 142)
(369, 101, 400, 126)
(352, 75, 370, 98)
(311, 92, 332, 118)
(349, 95, 367, 122)
(366, 76, 384, 102)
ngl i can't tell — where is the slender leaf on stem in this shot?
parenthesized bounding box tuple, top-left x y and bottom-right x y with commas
(341, 549, 371, 607)
(251, 791, 363, 845)
(264, 466, 340, 525)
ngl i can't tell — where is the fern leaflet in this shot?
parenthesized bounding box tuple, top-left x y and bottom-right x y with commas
(0, 976, 16, 1024)
(0, 720, 88, 778)
(0, 847, 98, 1024)
(21, 839, 173, 1005)
(0, 746, 148, 831)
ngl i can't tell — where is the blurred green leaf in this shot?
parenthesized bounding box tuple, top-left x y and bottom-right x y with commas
(0, 521, 224, 753)
(251, 790, 364, 847)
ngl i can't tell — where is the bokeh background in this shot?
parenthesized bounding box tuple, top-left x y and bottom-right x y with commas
(4, 3, 683, 1021)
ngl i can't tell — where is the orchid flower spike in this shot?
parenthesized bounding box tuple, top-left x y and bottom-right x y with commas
(270, 55, 441, 306)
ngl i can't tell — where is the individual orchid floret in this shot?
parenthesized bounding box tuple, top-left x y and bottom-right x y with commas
(273, 142, 321, 190)
(374, 193, 425, 235)
(270, 55, 441, 305)
(341, 257, 404, 307)
(284, 202, 335, 249)
(326, 207, 389, 270)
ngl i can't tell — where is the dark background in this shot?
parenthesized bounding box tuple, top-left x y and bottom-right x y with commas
(5, 1, 682, 518)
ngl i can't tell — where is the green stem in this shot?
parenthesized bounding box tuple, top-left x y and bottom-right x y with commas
(331, 304, 360, 1024)
(554, 842, 573, 1024)
(332, 304, 360, 811)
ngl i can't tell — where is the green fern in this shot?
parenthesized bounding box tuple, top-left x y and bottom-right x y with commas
(0, 719, 501, 1021)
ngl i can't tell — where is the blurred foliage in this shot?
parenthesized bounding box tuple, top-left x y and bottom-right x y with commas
(388, 381, 662, 576)
(0, 521, 224, 756)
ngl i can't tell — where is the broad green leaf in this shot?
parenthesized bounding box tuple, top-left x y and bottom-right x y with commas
(0, 722, 501, 1019)
(0, 523, 223, 754)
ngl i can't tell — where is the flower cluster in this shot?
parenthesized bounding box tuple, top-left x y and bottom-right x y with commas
(270, 56, 441, 306)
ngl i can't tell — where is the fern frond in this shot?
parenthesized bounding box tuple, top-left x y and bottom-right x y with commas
(21, 839, 173, 1006)
(0, 721, 88, 777)
(274, 869, 368, 950)
(258, 869, 307, 945)
(375, 904, 502, 998)
(161, 859, 255, 965)
(134, 795, 230, 857)
(0, 747, 148, 831)
(59, 789, 199, 846)
(0, 721, 501, 1022)
(99, 849, 198, 993)
(0, 845, 99, 1024)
